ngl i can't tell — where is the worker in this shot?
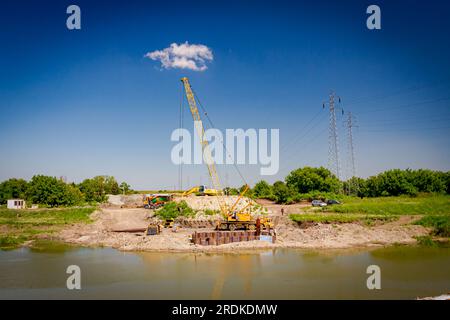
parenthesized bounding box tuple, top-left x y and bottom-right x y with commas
(281, 208, 285, 216)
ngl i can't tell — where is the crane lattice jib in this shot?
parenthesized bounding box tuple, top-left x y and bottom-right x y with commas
(180, 77, 228, 215)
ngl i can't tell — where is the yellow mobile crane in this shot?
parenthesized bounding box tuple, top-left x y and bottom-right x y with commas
(180, 77, 255, 231)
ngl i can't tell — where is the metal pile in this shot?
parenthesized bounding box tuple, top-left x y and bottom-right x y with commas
(191, 230, 276, 246)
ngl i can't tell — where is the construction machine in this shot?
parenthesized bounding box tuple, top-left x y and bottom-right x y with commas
(260, 217, 274, 232)
(182, 185, 220, 196)
(163, 218, 174, 228)
(143, 193, 172, 209)
(145, 223, 163, 235)
(180, 77, 256, 231)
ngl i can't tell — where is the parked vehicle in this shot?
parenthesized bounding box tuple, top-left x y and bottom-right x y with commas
(326, 199, 341, 205)
(312, 200, 327, 207)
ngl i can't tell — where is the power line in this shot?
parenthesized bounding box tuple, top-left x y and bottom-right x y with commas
(359, 125, 450, 133)
(359, 113, 450, 124)
(278, 125, 328, 176)
(279, 109, 325, 154)
(344, 79, 450, 107)
(362, 117, 450, 128)
(357, 96, 450, 114)
(279, 113, 327, 160)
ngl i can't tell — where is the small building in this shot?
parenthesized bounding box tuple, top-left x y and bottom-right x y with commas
(7, 199, 26, 209)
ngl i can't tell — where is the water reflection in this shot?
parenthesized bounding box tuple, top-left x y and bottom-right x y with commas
(0, 244, 449, 299)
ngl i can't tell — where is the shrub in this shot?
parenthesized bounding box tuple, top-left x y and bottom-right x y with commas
(155, 201, 194, 220)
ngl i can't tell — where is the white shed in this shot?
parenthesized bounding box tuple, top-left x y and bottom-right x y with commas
(7, 199, 26, 209)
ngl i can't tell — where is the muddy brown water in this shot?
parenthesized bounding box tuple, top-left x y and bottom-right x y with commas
(0, 242, 449, 299)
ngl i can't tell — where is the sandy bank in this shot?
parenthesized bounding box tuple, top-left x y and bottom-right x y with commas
(56, 207, 430, 252)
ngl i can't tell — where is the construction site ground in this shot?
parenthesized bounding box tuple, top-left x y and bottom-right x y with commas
(55, 195, 430, 252)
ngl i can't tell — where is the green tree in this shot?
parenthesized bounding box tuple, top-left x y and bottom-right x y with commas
(272, 181, 294, 204)
(26, 175, 82, 207)
(104, 176, 120, 195)
(377, 169, 417, 196)
(442, 171, 450, 194)
(79, 176, 124, 201)
(286, 166, 341, 194)
(119, 182, 131, 195)
(407, 169, 445, 193)
(79, 176, 107, 202)
(343, 177, 367, 197)
(253, 180, 273, 199)
(0, 178, 28, 204)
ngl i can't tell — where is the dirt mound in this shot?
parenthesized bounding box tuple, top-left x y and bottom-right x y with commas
(176, 218, 216, 228)
(105, 194, 143, 208)
(175, 195, 265, 215)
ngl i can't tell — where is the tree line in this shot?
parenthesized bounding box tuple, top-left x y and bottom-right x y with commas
(0, 175, 132, 207)
(250, 167, 450, 204)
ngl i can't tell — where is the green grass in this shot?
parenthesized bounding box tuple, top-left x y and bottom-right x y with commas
(323, 194, 450, 216)
(0, 207, 95, 226)
(289, 213, 396, 224)
(414, 215, 450, 237)
(204, 209, 220, 216)
(0, 235, 27, 250)
(0, 207, 96, 249)
(292, 195, 450, 238)
(414, 235, 439, 247)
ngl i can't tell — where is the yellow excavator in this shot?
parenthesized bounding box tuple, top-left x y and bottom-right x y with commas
(182, 185, 220, 196)
(181, 77, 255, 231)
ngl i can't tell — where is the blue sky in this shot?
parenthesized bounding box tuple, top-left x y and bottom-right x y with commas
(0, 0, 449, 189)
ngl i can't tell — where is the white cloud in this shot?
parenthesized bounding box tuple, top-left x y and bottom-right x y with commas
(145, 42, 213, 71)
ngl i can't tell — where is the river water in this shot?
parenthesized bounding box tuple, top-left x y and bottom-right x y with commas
(0, 242, 449, 299)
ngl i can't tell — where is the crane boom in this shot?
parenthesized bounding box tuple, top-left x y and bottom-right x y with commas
(180, 77, 227, 214)
(180, 77, 255, 231)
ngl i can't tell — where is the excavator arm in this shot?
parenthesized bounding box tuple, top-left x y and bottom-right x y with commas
(182, 186, 199, 197)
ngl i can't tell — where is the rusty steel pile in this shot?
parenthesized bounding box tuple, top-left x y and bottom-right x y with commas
(192, 230, 276, 246)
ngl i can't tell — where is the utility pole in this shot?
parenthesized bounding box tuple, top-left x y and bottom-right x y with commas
(323, 91, 343, 180)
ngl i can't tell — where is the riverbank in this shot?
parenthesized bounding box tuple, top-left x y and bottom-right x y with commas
(2, 194, 449, 252)
(0, 207, 95, 249)
(54, 207, 431, 252)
